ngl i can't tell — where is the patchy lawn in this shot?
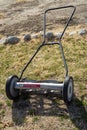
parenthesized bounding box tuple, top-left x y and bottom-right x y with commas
(0, 35, 87, 130)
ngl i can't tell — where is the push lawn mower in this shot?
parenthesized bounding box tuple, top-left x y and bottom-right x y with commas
(5, 5, 76, 104)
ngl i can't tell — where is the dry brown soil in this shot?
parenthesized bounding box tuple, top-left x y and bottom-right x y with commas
(0, 0, 87, 36)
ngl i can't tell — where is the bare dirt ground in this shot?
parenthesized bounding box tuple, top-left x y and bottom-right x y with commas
(0, 0, 87, 36)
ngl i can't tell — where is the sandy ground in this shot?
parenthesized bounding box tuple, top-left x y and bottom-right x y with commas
(0, 0, 87, 36)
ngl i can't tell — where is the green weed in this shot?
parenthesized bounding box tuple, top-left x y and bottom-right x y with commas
(32, 116, 40, 123)
(6, 100, 12, 107)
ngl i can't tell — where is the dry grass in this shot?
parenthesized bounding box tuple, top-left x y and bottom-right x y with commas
(0, 34, 87, 129)
(0, 13, 4, 19)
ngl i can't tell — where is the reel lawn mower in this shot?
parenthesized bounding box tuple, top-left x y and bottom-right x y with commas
(5, 5, 76, 104)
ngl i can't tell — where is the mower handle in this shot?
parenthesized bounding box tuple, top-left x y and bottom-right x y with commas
(19, 6, 76, 80)
(43, 5, 76, 40)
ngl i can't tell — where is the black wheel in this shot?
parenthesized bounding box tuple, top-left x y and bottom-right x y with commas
(6, 75, 19, 100)
(63, 76, 74, 104)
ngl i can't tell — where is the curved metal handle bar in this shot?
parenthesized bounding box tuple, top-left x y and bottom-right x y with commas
(43, 5, 76, 41)
(19, 6, 76, 80)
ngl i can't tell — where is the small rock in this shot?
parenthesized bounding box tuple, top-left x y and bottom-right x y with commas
(78, 29, 87, 35)
(24, 34, 31, 41)
(31, 34, 38, 39)
(7, 36, 20, 44)
(69, 31, 77, 36)
(55, 32, 62, 39)
(0, 38, 7, 44)
(45, 32, 54, 40)
(39, 31, 43, 36)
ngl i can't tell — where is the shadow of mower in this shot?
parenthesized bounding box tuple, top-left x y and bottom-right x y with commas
(12, 92, 87, 129)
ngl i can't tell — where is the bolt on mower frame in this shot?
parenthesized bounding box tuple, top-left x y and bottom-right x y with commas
(6, 5, 76, 104)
